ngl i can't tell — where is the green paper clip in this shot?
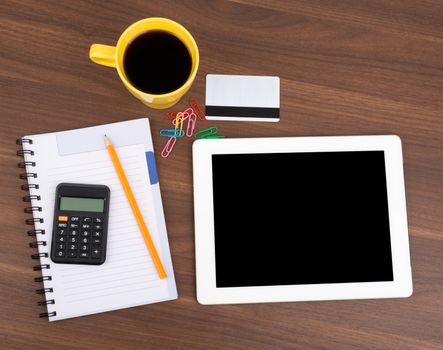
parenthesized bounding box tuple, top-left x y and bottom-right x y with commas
(204, 135, 225, 139)
(194, 126, 225, 139)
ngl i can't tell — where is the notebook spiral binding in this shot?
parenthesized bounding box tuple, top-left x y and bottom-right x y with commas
(17, 138, 56, 319)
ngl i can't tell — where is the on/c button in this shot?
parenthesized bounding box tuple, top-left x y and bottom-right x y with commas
(58, 215, 68, 222)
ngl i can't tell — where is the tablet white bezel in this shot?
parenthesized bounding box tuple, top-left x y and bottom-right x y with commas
(192, 135, 412, 304)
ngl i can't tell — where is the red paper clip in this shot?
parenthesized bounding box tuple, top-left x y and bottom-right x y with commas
(186, 113, 197, 137)
(189, 97, 206, 120)
(165, 111, 178, 120)
(161, 137, 177, 158)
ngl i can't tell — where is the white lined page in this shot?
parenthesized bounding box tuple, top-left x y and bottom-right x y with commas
(26, 131, 176, 321)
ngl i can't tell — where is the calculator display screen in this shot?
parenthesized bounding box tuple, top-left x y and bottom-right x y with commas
(59, 196, 104, 213)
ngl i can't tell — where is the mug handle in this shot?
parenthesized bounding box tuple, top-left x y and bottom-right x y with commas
(89, 44, 116, 67)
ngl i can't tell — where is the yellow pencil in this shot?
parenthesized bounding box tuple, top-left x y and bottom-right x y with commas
(104, 135, 167, 279)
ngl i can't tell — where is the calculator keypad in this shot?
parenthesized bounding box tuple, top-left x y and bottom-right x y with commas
(54, 215, 105, 264)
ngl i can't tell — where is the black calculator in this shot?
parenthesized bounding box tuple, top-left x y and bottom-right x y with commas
(51, 183, 110, 265)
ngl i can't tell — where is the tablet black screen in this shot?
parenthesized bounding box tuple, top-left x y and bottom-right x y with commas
(212, 151, 394, 288)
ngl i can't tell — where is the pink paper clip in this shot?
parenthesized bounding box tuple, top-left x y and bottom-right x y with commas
(183, 107, 194, 117)
(186, 113, 197, 137)
(189, 97, 206, 120)
(179, 108, 192, 124)
(183, 110, 191, 121)
(161, 137, 177, 158)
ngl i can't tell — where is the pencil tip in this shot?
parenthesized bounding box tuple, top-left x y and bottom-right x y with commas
(104, 135, 111, 146)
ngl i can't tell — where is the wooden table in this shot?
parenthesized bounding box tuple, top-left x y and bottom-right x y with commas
(1, 1, 442, 349)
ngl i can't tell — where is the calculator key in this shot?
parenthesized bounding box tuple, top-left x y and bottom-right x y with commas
(56, 243, 66, 250)
(81, 237, 89, 244)
(81, 230, 90, 237)
(70, 216, 80, 222)
(58, 215, 68, 222)
(82, 217, 92, 223)
(68, 251, 77, 258)
(81, 223, 91, 229)
(57, 222, 68, 228)
(57, 229, 67, 236)
(92, 231, 102, 238)
(69, 223, 79, 229)
(56, 250, 65, 257)
(79, 252, 89, 258)
(80, 245, 88, 251)
(92, 238, 101, 245)
(93, 224, 102, 230)
(56, 236, 66, 243)
(93, 217, 103, 223)
(69, 244, 78, 250)
(69, 230, 78, 236)
(69, 237, 77, 243)
(91, 248, 101, 258)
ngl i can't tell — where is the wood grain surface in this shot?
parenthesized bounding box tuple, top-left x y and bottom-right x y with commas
(1, 0, 442, 349)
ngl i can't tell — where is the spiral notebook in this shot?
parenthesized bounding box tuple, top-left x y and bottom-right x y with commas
(18, 118, 177, 321)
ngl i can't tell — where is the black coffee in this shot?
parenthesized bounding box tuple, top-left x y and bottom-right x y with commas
(123, 30, 192, 94)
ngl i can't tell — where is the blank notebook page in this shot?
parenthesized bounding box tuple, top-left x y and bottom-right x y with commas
(27, 133, 176, 321)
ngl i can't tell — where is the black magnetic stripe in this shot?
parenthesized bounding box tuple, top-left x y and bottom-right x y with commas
(205, 106, 280, 119)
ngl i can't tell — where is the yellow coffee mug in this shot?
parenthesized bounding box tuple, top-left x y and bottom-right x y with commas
(89, 18, 199, 109)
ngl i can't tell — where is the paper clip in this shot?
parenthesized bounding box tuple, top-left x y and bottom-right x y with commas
(160, 129, 184, 138)
(202, 134, 225, 139)
(183, 107, 194, 117)
(189, 97, 206, 120)
(186, 113, 197, 137)
(165, 111, 178, 120)
(161, 137, 177, 158)
(171, 112, 190, 126)
(173, 112, 185, 132)
(194, 126, 225, 139)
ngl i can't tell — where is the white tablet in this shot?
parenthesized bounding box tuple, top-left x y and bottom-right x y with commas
(192, 135, 412, 304)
